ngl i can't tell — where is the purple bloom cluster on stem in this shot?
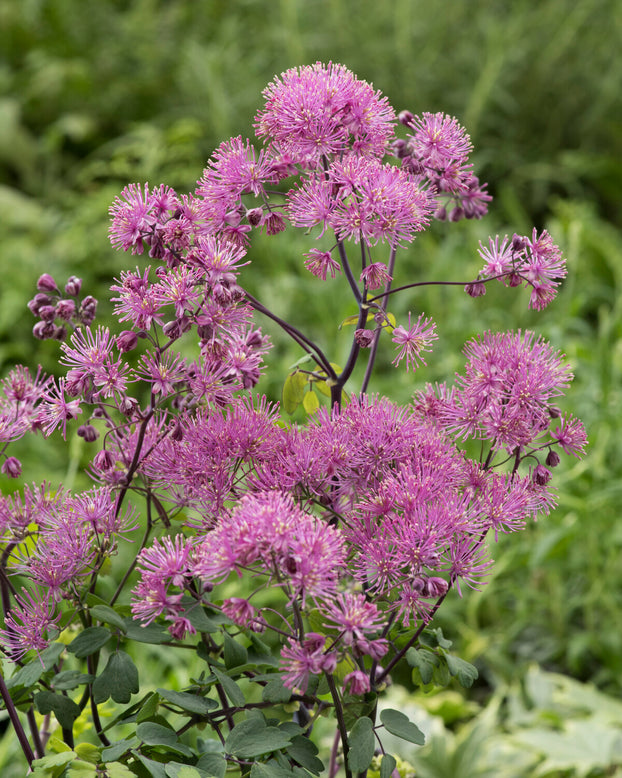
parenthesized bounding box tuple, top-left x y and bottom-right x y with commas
(0, 62, 585, 776)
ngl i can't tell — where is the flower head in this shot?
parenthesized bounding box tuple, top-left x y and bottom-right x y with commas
(391, 313, 438, 371)
(256, 62, 396, 165)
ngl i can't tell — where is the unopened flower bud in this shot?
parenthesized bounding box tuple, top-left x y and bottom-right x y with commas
(343, 670, 370, 696)
(162, 320, 181, 340)
(354, 328, 374, 347)
(265, 212, 286, 235)
(1, 456, 22, 478)
(392, 138, 408, 158)
(511, 234, 528, 252)
(64, 276, 82, 296)
(224, 209, 242, 227)
(55, 299, 76, 320)
(119, 397, 139, 417)
(116, 330, 138, 353)
(79, 296, 98, 325)
(52, 325, 67, 341)
(465, 281, 486, 298)
(178, 315, 192, 334)
(546, 449, 561, 467)
(246, 207, 264, 226)
(449, 206, 465, 222)
(36, 273, 58, 293)
(38, 304, 58, 322)
(424, 577, 449, 597)
(28, 293, 51, 316)
(434, 205, 448, 221)
(93, 449, 115, 472)
(77, 424, 99, 442)
(533, 464, 551, 486)
(33, 321, 55, 340)
(507, 272, 522, 288)
(548, 406, 562, 419)
(398, 109, 415, 126)
(245, 329, 264, 349)
(171, 422, 184, 441)
(402, 156, 425, 175)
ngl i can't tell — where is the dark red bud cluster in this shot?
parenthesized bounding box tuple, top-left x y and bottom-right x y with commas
(28, 274, 96, 340)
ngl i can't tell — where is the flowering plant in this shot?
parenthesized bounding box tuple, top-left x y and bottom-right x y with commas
(0, 63, 586, 778)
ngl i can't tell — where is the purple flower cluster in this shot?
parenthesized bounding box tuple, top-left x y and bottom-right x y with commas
(472, 230, 568, 310)
(0, 63, 585, 712)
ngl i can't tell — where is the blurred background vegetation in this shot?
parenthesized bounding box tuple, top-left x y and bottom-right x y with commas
(1, 0, 621, 774)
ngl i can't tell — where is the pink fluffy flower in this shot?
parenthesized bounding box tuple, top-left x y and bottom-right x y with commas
(391, 313, 438, 371)
(551, 413, 588, 457)
(406, 112, 473, 169)
(0, 588, 61, 660)
(303, 249, 341, 280)
(109, 183, 159, 254)
(280, 633, 337, 692)
(256, 62, 396, 165)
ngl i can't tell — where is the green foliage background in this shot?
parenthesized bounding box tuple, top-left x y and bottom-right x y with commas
(1, 0, 621, 774)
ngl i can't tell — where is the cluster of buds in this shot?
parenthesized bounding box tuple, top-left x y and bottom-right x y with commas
(28, 274, 97, 341)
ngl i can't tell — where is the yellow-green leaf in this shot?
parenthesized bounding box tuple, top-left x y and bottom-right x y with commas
(339, 312, 373, 329)
(303, 390, 320, 415)
(314, 380, 331, 397)
(282, 371, 307, 414)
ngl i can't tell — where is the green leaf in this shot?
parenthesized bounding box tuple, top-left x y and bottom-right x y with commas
(102, 763, 135, 778)
(302, 389, 319, 414)
(34, 691, 81, 730)
(286, 735, 324, 774)
(182, 602, 217, 633)
(122, 617, 169, 644)
(67, 626, 111, 658)
(157, 688, 218, 715)
(339, 312, 373, 328)
(283, 371, 307, 414)
(347, 717, 375, 773)
(136, 722, 193, 757)
(250, 762, 293, 778)
(53, 671, 95, 690)
(31, 751, 77, 770)
(223, 632, 248, 669)
(75, 743, 101, 764)
(444, 653, 479, 688)
(101, 764, 135, 778)
(212, 667, 245, 707)
(137, 691, 161, 722)
(380, 754, 397, 778)
(7, 642, 65, 693)
(406, 647, 438, 685)
(195, 752, 226, 778)
(164, 765, 202, 778)
(426, 627, 452, 650)
(67, 758, 98, 777)
(313, 379, 331, 397)
(225, 717, 292, 758)
(101, 738, 139, 763)
(92, 651, 139, 704)
(90, 604, 127, 630)
(380, 709, 425, 745)
(131, 751, 168, 778)
(262, 677, 292, 704)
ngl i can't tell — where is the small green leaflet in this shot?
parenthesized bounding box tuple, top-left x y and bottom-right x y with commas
(347, 717, 375, 773)
(380, 708, 425, 745)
